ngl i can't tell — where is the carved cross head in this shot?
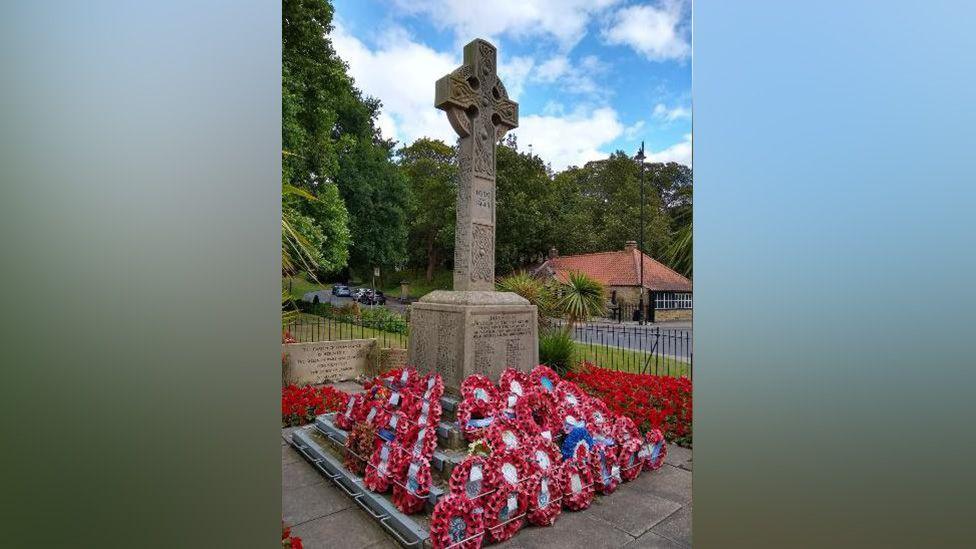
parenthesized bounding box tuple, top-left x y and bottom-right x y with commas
(435, 39, 519, 141)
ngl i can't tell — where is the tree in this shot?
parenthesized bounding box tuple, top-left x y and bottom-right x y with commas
(282, 0, 408, 279)
(398, 138, 457, 281)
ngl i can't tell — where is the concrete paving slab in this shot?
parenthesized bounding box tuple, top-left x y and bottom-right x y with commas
(291, 508, 395, 549)
(665, 444, 692, 470)
(283, 443, 302, 465)
(625, 530, 688, 548)
(586, 487, 682, 537)
(283, 457, 329, 490)
(494, 510, 635, 549)
(282, 481, 352, 526)
(633, 465, 692, 505)
(650, 506, 691, 547)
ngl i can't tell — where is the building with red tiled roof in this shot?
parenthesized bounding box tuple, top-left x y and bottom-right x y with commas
(532, 241, 692, 322)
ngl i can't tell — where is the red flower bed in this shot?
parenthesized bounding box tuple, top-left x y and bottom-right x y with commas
(566, 363, 692, 447)
(281, 384, 350, 427)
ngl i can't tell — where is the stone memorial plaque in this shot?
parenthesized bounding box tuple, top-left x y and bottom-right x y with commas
(282, 339, 373, 385)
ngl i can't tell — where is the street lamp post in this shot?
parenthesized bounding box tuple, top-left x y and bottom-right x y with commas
(636, 141, 646, 325)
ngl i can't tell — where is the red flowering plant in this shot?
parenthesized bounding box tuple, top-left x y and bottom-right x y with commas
(281, 384, 350, 427)
(567, 363, 692, 447)
(282, 521, 302, 549)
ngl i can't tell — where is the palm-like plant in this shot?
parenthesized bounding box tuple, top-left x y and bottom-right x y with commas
(496, 272, 556, 327)
(281, 181, 321, 324)
(556, 271, 607, 327)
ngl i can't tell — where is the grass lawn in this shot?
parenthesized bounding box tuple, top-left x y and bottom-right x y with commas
(283, 276, 331, 302)
(284, 313, 408, 349)
(574, 342, 691, 378)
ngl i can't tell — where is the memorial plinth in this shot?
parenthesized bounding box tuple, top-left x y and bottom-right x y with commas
(408, 291, 538, 394)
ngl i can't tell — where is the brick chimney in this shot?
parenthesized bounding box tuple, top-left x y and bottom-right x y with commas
(624, 240, 637, 251)
(548, 246, 559, 259)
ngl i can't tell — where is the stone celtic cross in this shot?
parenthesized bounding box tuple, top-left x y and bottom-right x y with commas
(435, 39, 519, 291)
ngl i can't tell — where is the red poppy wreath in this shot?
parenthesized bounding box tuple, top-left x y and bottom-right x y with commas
(456, 397, 498, 441)
(524, 472, 563, 526)
(483, 477, 528, 542)
(413, 372, 445, 402)
(392, 457, 432, 514)
(529, 364, 560, 393)
(499, 367, 529, 399)
(430, 494, 486, 549)
(558, 458, 595, 511)
(460, 374, 498, 404)
(363, 440, 397, 492)
(449, 455, 498, 503)
(404, 394, 443, 428)
(590, 443, 621, 495)
(640, 428, 668, 471)
(334, 392, 364, 431)
(485, 417, 525, 453)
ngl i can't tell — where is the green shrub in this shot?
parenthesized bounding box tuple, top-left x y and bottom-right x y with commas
(539, 328, 576, 376)
(360, 307, 408, 335)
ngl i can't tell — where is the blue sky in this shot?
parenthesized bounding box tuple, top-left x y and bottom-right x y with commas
(331, 0, 691, 170)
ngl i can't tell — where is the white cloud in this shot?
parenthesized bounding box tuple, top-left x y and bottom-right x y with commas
(624, 120, 645, 139)
(653, 103, 691, 122)
(536, 56, 570, 82)
(331, 23, 461, 145)
(603, 1, 690, 61)
(644, 133, 692, 166)
(393, 0, 621, 50)
(511, 107, 624, 170)
(498, 55, 534, 100)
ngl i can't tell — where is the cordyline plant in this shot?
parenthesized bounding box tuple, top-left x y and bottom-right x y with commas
(556, 270, 607, 327)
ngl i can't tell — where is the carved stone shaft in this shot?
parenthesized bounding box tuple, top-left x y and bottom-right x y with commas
(434, 39, 518, 291)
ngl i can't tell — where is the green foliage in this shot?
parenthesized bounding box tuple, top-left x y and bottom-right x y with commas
(666, 184, 692, 277)
(398, 138, 457, 280)
(283, 0, 408, 277)
(539, 328, 577, 375)
(360, 307, 408, 335)
(556, 271, 607, 326)
(496, 272, 556, 326)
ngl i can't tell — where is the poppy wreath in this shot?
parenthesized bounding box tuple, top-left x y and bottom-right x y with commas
(413, 372, 445, 402)
(377, 410, 411, 446)
(484, 417, 524, 453)
(402, 423, 438, 462)
(392, 457, 433, 514)
(385, 386, 417, 414)
(518, 387, 561, 438)
(334, 392, 364, 431)
(499, 367, 529, 399)
(611, 415, 640, 444)
(449, 455, 498, 502)
(524, 472, 563, 526)
(617, 437, 644, 482)
(362, 402, 390, 430)
(364, 440, 397, 492)
(640, 428, 668, 471)
(430, 494, 486, 549)
(457, 397, 498, 441)
(389, 367, 417, 391)
(558, 459, 595, 511)
(343, 421, 375, 475)
(526, 437, 562, 479)
(460, 374, 498, 404)
(590, 444, 621, 495)
(404, 394, 443, 428)
(511, 397, 543, 439)
(584, 399, 613, 438)
(556, 403, 588, 437)
(529, 364, 560, 393)
(483, 477, 528, 542)
(561, 426, 595, 463)
(554, 379, 587, 410)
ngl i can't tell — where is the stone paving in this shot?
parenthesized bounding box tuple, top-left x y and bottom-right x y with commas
(282, 433, 692, 548)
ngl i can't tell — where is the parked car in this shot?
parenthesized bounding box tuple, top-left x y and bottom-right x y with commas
(350, 288, 366, 300)
(358, 289, 386, 305)
(332, 284, 351, 297)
